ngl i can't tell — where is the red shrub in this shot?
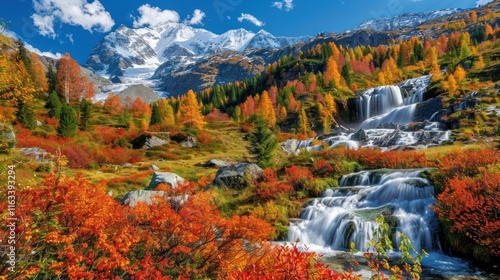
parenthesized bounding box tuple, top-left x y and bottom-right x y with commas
(312, 159, 334, 177)
(205, 109, 230, 123)
(284, 165, 314, 191)
(62, 145, 92, 169)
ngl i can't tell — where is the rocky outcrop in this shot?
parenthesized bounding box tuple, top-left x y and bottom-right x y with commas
(119, 84, 159, 104)
(122, 190, 165, 207)
(171, 133, 197, 148)
(19, 148, 52, 162)
(204, 159, 229, 168)
(153, 52, 265, 96)
(214, 163, 263, 190)
(414, 97, 443, 122)
(131, 135, 168, 149)
(147, 172, 184, 190)
(281, 139, 301, 155)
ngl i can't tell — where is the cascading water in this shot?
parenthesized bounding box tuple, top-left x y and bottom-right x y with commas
(281, 74, 452, 154)
(288, 169, 440, 253)
(286, 170, 492, 278)
(357, 86, 405, 121)
(357, 75, 432, 128)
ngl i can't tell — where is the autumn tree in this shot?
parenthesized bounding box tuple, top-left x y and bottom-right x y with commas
(57, 103, 78, 137)
(444, 73, 458, 95)
(474, 55, 485, 69)
(454, 65, 466, 84)
(103, 93, 123, 115)
(324, 56, 341, 88)
(56, 53, 93, 103)
(0, 52, 35, 103)
(248, 115, 278, 168)
(30, 53, 48, 94)
(157, 99, 175, 126)
(298, 108, 311, 136)
(257, 90, 276, 127)
(179, 89, 206, 129)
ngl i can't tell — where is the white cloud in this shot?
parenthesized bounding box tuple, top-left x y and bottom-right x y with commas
(184, 9, 205, 25)
(272, 0, 294, 11)
(272, 2, 283, 10)
(66, 33, 74, 44)
(237, 13, 265, 27)
(476, 0, 493, 7)
(133, 4, 180, 28)
(31, 0, 115, 38)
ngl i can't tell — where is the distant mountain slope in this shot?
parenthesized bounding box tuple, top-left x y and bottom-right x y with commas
(356, 8, 463, 31)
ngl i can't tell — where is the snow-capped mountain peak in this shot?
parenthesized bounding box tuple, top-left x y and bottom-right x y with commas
(356, 8, 463, 32)
(86, 23, 308, 76)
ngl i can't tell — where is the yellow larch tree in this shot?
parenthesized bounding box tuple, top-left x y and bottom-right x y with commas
(179, 89, 206, 129)
(257, 90, 276, 127)
(324, 56, 341, 88)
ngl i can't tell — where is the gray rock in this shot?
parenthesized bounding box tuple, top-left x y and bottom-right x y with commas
(147, 172, 184, 190)
(19, 147, 52, 162)
(350, 129, 368, 141)
(281, 139, 301, 155)
(204, 159, 229, 168)
(120, 84, 159, 104)
(122, 190, 166, 207)
(36, 120, 43, 127)
(4, 132, 15, 141)
(122, 163, 133, 168)
(214, 163, 263, 189)
(148, 164, 160, 171)
(131, 135, 168, 149)
(180, 136, 197, 148)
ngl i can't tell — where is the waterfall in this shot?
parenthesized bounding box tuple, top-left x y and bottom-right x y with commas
(356, 75, 432, 125)
(357, 86, 404, 121)
(288, 169, 441, 253)
(360, 104, 417, 129)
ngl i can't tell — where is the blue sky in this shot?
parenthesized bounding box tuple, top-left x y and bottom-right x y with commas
(0, 0, 486, 64)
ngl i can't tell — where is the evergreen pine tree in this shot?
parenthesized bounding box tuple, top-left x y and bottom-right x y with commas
(15, 100, 35, 130)
(248, 115, 277, 168)
(15, 39, 31, 71)
(47, 64, 58, 96)
(79, 98, 92, 131)
(57, 104, 78, 138)
(150, 103, 162, 126)
(341, 63, 352, 87)
(45, 91, 62, 119)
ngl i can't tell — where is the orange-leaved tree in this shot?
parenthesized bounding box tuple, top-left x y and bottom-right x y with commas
(178, 89, 206, 129)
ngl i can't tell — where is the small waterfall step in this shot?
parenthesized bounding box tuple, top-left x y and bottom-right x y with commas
(288, 169, 440, 253)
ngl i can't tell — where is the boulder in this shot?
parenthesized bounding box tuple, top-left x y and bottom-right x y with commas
(122, 190, 166, 207)
(147, 171, 184, 190)
(148, 164, 160, 171)
(171, 133, 197, 148)
(36, 120, 43, 127)
(214, 163, 263, 190)
(204, 159, 229, 168)
(281, 139, 301, 155)
(19, 147, 52, 162)
(131, 134, 168, 149)
(181, 136, 197, 148)
(122, 163, 133, 168)
(4, 131, 15, 141)
(350, 129, 367, 141)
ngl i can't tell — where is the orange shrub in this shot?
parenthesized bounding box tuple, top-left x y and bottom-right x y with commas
(197, 130, 212, 145)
